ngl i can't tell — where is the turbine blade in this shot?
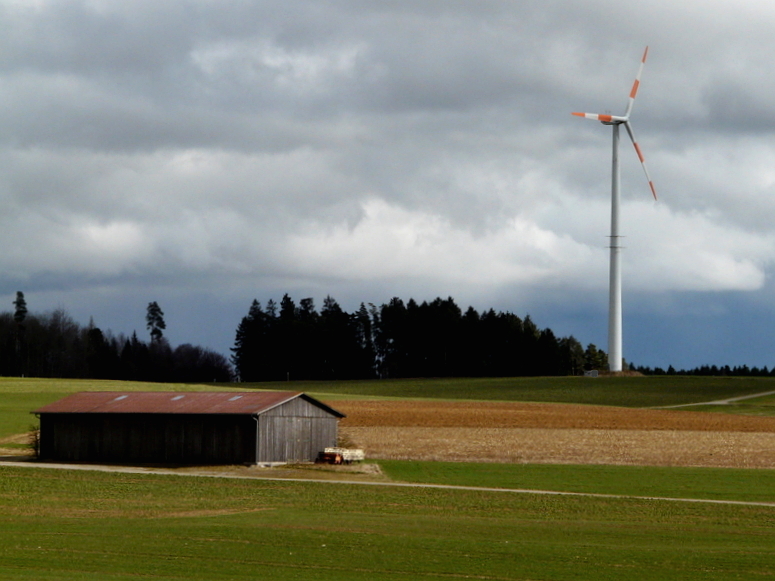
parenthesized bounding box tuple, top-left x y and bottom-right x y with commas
(624, 46, 648, 118)
(624, 121, 657, 200)
(573, 112, 612, 122)
(572, 112, 627, 123)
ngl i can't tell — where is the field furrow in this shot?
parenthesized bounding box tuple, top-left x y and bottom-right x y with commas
(336, 400, 775, 468)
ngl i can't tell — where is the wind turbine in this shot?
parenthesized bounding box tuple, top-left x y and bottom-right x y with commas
(573, 46, 656, 373)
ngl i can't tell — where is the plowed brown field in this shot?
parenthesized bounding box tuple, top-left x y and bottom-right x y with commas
(333, 400, 775, 468)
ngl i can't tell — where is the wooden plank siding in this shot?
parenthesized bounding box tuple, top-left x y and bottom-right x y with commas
(39, 414, 256, 464)
(36, 392, 344, 465)
(256, 416, 338, 463)
(257, 396, 339, 463)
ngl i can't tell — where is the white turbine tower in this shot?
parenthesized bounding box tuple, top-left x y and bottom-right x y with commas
(573, 46, 656, 373)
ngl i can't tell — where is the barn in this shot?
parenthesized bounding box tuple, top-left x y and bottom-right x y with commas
(33, 391, 345, 465)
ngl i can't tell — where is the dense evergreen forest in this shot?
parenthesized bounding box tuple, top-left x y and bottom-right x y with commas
(3, 290, 771, 382)
(230, 294, 607, 381)
(633, 363, 775, 377)
(231, 294, 775, 381)
(0, 293, 232, 382)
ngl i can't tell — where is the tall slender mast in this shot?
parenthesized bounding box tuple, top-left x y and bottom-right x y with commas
(608, 124, 622, 372)
(572, 46, 656, 374)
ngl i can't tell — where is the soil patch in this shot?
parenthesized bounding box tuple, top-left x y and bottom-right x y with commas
(336, 400, 775, 431)
(333, 400, 775, 468)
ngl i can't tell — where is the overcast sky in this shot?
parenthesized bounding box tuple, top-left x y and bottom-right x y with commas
(2, 0, 775, 371)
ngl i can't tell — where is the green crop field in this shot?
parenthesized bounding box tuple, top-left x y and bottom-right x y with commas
(280, 375, 775, 408)
(2, 376, 775, 579)
(379, 460, 775, 503)
(1, 465, 774, 580)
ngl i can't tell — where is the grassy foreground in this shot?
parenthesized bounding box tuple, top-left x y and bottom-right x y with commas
(379, 460, 775, 503)
(1, 465, 774, 581)
(3, 377, 775, 579)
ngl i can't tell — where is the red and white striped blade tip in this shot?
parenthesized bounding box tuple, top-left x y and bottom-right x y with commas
(573, 112, 628, 123)
(625, 46, 649, 116)
(573, 112, 612, 122)
(649, 182, 657, 201)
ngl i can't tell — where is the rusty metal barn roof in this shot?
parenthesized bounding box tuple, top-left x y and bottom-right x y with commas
(33, 391, 345, 417)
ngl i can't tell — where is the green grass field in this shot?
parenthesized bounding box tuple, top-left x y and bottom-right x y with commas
(3, 376, 775, 579)
(1, 465, 774, 580)
(679, 391, 775, 417)
(273, 375, 775, 408)
(379, 460, 775, 503)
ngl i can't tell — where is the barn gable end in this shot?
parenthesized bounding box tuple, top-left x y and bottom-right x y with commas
(34, 391, 344, 465)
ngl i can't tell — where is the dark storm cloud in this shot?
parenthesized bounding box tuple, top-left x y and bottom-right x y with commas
(1, 0, 775, 368)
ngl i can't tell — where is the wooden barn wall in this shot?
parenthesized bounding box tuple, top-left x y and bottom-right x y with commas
(39, 414, 257, 464)
(262, 397, 336, 418)
(257, 398, 339, 463)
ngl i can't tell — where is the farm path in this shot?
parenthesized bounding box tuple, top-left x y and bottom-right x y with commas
(656, 389, 775, 408)
(1, 459, 774, 509)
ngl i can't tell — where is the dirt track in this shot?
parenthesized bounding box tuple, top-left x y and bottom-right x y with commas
(334, 400, 775, 468)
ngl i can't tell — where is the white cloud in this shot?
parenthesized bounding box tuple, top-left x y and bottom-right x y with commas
(286, 197, 602, 287)
(624, 202, 774, 292)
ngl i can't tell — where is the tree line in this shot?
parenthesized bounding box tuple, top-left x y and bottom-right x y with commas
(1, 293, 232, 382)
(634, 364, 775, 377)
(14, 288, 767, 383)
(231, 294, 610, 381)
